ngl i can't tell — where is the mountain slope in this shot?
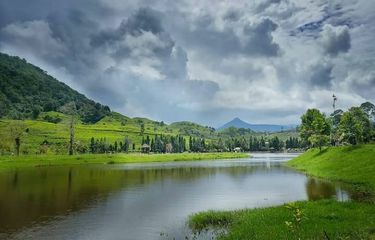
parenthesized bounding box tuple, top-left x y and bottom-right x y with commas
(219, 117, 295, 132)
(0, 52, 110, 123)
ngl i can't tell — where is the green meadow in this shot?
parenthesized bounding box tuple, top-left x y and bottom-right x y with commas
(0, 152, 248, 170)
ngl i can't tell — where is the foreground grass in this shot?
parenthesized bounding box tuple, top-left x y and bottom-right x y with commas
(0, 152, 248, 170)
(189, 200, 375, 240)
(287, 144, 375, 192)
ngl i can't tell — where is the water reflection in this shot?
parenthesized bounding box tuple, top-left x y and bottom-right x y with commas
(0, 154, 352, 240)
(305, 178, 349, 201)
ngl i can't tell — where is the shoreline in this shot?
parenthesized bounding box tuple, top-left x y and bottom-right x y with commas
(0, 152, 249, 171)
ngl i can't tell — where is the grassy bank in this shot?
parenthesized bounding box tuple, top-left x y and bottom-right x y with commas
(189, 144, 375, 239)
(0, 152, 248, 170)
(189, 200, 375, 240)
(287, 144, 375, 191)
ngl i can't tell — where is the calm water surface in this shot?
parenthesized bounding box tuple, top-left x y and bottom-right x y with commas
(0, 153, 350, 240)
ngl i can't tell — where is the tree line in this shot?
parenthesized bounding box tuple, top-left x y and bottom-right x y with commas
(300, 101, 375, 151)
(69, 134, 305, 155)
(207, 136, 304, 152)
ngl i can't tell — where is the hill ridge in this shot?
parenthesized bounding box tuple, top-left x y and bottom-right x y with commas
(219, 117, 296, 132)
(0, 52, 111, 123)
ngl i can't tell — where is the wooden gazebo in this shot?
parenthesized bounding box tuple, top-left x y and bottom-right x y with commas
(141, 144, 151, 154)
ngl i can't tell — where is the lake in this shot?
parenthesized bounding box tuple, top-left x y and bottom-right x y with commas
(0, 153, 350, 240)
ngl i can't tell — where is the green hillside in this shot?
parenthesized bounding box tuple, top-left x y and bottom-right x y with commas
(0, 53, 110, 123)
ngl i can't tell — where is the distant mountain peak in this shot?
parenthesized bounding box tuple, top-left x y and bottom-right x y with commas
(218, 117, 296, 133)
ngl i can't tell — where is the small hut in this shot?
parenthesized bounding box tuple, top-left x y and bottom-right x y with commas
(141, 144, 151, 154)
(165, 143, 173, 153)
(233, 147, 241, 152)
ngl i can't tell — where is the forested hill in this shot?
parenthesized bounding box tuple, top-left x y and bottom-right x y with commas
(0, 52, 110, 123)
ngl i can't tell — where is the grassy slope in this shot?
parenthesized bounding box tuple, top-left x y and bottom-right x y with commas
(190, 200, 375, 240)
(287, 144, 375, 191)
(0, 152, 248, 170)
(189, 144, 375, 239)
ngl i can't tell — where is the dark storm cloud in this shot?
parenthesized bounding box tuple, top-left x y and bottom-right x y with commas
(321, 24, 351, 57)
(243, 18, 280, 57)
(47, 10, 101, 74)
(91, 7, 175, 65)
(172, 15, 280, 58)
(91, 7, 164, 47)
(0, 4, 104, 75)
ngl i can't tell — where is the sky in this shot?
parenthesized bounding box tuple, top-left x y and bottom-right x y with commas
(0, 0, 374, 127)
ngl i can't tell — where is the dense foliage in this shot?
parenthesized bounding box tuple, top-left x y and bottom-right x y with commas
(69, 134, 303, 155)
(300, 102, 375, 149)
(0, 53, 110, 123)
(300, 109, 331, 151)
(338, 107, 372, 144)
(86, 135, 187, 154)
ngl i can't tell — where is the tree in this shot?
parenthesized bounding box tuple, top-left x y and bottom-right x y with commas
(90, 137, 95, 153)
(300, 109, 331, 151)
(60, 102, 78, 155)
(338, 107, 372, 144)
(9, 121, 27, 156)
(330, 109, 344, 127)
(124, 137, 130, 152)
(329, 109, 344, 145)
(140, 123, 145, 135)
(308, 134, 330, 152)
